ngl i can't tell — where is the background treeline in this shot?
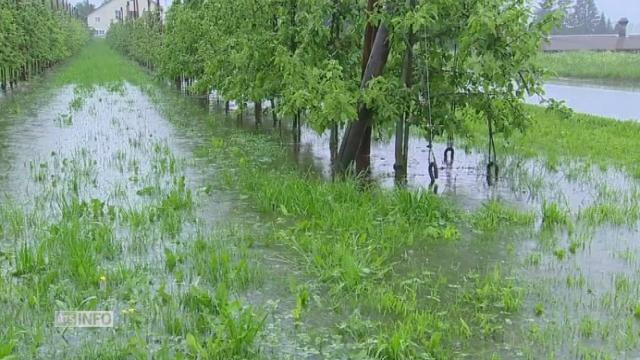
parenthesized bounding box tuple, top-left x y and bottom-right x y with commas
(107, 0, 559, 175)
(0, 0, 89, 91)
(536, 0, 617, 35)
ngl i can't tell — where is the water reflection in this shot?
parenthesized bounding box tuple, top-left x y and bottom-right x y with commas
(530, 79, 640, 120)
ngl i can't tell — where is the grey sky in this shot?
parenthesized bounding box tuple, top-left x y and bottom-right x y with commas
(596, 0, 639, 23)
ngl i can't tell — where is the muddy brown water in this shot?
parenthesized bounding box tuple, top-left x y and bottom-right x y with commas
(1, 77, 640, 358)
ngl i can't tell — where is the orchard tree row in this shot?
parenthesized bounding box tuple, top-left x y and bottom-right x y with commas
(107, 9, 163, 71)
(0, 0, 89, 91)
(107, 0, 561, 178)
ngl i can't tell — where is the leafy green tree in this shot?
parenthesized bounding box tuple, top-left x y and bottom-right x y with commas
(159, 2, 205, 87)
(107, 0, 560, 178)
(0, 0, 89, 91)
(337, 0, 562, 172)
(107, 9, 163, 70)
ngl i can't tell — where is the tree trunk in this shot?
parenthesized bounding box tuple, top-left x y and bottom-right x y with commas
(356, 126, 372, 175)
(254, 101, 262, 125)
(10, 68, 15, 90)
(394, 117, 408, 180)
(1, 68, 6, 93)
(330, 123, 339, 163)
(336, 24, 391, 174)
(361, 0, 378, 77)
(292, 114, 301, 163)
(394, 0, 416, 182)
(353, 0, 379, 174)
(288, 0, 297, 53)
(270, 98, 278, 126)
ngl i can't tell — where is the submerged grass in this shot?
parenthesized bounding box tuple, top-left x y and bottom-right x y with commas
(541, 201, 572, 230)
(203, 128, 530, 358)
(470, 200, 535, 233)
(1, 141, 265, 358)
(0, 40, 268, 359)
(538, 51, 640, 82)
(7, 37, 640, 359)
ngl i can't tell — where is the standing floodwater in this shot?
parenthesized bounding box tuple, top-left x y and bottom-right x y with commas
(0, 44, 413, 358)
(529, 79, 640, 121)
(2, 40, 640, 359)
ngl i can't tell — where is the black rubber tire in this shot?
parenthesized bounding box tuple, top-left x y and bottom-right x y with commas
(429, 181, 439, 194)
(444, 147, 455, 165)
(428, 161, 439, 182)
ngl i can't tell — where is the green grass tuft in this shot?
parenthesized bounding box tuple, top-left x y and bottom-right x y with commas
(538, 51, 640, 81)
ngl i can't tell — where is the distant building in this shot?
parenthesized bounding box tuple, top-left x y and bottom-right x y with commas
(543, 18, 640, 53)
(87, 0, 161, 37)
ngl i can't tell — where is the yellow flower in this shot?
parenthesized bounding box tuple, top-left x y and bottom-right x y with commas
(99, 275, 106, 282)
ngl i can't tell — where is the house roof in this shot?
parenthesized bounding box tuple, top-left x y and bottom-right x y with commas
(543, 35, 640, 52)
(87, 0, 117, 16)
(87, 0, 160, 17)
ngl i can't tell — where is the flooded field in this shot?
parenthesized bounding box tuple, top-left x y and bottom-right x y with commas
(0, 77, 363, 358)
(2, 42, 640, 359)
(211, 81, 640, 358)
(530, 78, 640, 121)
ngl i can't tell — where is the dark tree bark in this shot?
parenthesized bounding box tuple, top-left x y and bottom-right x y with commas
(356, 126, 372, 175)
(270, 98, 278, 126)
(288, 0, 297, 53)
(0, 68, 6, 93)
(361, 0, 378, 77)
(330, 123, 339, 162)
(287, 0, 299, 132)
(336, 24, 391, 173)
(394, 0, 416, 183)
(292, 116, 301, 163)
(354, 0, 379, 174)
(254, 101, 262, 125)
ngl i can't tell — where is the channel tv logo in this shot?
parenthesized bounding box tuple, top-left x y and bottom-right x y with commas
(55, 311, 114, 328)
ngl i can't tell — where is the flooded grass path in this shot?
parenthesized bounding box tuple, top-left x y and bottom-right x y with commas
(0, 42, 284, 359)
(2, 40, 640, 359)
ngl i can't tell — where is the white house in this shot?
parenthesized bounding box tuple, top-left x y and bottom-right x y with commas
(87, 0, 161, 37)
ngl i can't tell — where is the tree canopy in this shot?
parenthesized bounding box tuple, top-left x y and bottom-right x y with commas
(0, 0, 89, 88)
(108, 0, 560, 173)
